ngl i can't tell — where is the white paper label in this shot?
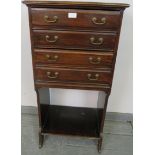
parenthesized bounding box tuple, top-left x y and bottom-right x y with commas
(68, 13, 77, 18)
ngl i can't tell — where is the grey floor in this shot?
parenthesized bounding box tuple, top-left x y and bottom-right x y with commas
(21, 114, 133, 155)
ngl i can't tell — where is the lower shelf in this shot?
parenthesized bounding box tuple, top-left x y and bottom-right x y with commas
(41, 105, 102, 138)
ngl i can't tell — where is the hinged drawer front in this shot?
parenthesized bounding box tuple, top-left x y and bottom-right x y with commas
(33, 49, 114, 68)
(33, 30, 117, 51)
(31, 8, 121, 31)
(35, 67, 112, 84)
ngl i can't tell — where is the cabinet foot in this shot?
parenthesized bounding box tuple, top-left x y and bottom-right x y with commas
(39, 132, 44, 148)
(97, 138, 103, 153)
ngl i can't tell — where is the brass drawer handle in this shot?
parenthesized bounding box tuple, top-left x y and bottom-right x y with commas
(45, 35, 58, 43)
(45, 54, 59, 62)
(89, 57, 101, 64)
(44, 15, 58, 23)
(92, 17, 106, 25)
(46, 72, 59, 79)
(90, 37, 103, 45)
(87, 73, 99, 81)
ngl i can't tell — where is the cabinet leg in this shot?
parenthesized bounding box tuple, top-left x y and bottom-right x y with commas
(97, 138, 103, 153)
(39, 132, 44, 148)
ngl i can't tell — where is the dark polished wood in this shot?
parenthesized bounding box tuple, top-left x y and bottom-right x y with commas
(32, 30, 117, 51)
(35, 66, 112, 84)
(23, 0, 129, 152)
(35, 81, 111, 92)
(31, 8, 121, 31)
(33, 49, 114, 68)
(23, 0, 129, 10)
(40, 105, 102, 137)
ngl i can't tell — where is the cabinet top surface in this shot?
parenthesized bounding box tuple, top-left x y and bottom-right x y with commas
(23, 0, 129, 9)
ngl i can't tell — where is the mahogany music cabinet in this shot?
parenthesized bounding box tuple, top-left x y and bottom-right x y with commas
(23, 0, 129, 152)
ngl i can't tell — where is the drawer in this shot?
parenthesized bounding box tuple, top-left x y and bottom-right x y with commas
(35, 67, 112, 84)
(33, 49, 114, 68)
(31, 8, 121, 31)
(33, 30, 117, 51)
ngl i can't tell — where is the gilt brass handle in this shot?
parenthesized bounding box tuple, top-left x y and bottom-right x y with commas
(89, 57, 101, 64)
(45, 35, 58, 43)
(90, 37, 103, 45)
(92, 17, 106, 25)
(44, 15, 58, 23)
(45, 54, 59, 62)
(46, 72, 59, 79)
(87, 73, 99, 81)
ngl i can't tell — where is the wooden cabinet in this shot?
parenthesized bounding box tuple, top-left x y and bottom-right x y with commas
(23, 0, 129, 152)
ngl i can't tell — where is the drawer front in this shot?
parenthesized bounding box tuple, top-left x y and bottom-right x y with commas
(31, 8, 121, 30)
(35, 67, 112, 84)
(33, 49, 114, 68)
(33, 30, 117, 51)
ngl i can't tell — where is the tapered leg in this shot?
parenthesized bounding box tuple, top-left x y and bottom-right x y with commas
(97, 137, 103, 153)
(39, 132, 44, 148)
(97, 92, 110, 153)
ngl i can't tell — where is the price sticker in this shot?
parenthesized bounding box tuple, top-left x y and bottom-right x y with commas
(68, 13, 77, 18)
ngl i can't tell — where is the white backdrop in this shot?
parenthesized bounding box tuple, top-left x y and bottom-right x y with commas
(21, 0, 133, 113)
